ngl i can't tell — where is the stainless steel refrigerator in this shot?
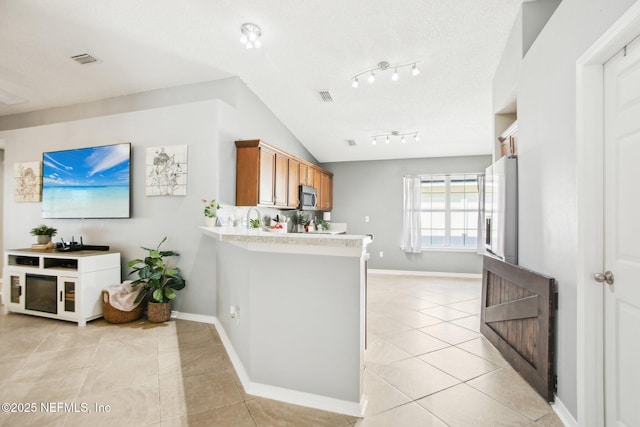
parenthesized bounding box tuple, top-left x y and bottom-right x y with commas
(485, 156, 518, 264)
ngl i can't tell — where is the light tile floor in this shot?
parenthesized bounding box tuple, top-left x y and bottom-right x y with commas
(0, 272, 563, 426)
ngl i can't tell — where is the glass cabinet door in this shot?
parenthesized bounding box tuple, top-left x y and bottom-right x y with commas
(59, 277, 77, 314)
(9, 273, 24, 306)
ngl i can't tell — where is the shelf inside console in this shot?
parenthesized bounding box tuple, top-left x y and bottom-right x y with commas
(8, 255, 40, 267)
(44, 258, 78, 270)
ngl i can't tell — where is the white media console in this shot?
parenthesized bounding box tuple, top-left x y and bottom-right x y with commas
(2, 249, 121, 326)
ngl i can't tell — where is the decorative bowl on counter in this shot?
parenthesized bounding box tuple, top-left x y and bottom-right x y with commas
(265, 224, 287, 233)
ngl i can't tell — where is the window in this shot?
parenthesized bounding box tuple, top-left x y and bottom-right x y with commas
(420, 174, 480, 249)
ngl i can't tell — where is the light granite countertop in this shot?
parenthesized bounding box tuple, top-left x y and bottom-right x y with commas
(201, 226, 372, 257)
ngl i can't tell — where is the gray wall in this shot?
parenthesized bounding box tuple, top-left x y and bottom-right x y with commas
(323, 155, 492, 274)
(0, 77, 314, 317)
(492, 0, 638, 419)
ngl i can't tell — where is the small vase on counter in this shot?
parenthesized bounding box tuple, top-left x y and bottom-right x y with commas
(205, 217, 215, 227)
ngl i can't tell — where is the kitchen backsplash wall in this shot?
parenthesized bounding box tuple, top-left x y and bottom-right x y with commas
(216, 205, 333, 233)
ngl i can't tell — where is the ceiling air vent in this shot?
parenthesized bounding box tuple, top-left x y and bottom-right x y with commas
(317, 90, 334, 103)
(71, 53, 99, 64)
(347, 139, 357, 147)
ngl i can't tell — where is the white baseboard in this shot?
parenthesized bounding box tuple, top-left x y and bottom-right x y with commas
(246, 381, 362, 417)
(552, 395, 578, 427)
(368, 268, 482, 279)
(212, 317, 363, 417)
(171, 311, 216, 324)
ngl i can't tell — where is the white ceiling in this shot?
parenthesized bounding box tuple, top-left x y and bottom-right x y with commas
(0, 0, 522, 162)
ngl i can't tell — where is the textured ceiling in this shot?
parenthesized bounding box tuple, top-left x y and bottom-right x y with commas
(0, 0, 522, 162)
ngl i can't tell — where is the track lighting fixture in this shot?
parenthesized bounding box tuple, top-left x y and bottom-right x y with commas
(240, 23, 262, 49)
(351, 61, 420, 88)
(370, 130, 421, 145)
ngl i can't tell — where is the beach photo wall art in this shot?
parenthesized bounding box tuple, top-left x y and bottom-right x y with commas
(42, 142, 131, 218)
(14, 161, 42, 202)
(145, 145, 188, 196)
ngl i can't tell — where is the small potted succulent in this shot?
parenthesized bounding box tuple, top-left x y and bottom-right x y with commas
(30, 224, 58, 245)
(127, 237, 186, 323)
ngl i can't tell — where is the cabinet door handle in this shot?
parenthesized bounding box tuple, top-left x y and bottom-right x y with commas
(60, 291, 63, 302)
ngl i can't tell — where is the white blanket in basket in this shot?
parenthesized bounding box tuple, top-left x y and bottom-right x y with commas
(105, 281, 143, 312)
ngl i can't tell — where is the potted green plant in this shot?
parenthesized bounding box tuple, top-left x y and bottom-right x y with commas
(30, 224, 58, 244)
(316, 218, 331, 231)
(201, 198, 220, 226)
(127, 237, 186, 323)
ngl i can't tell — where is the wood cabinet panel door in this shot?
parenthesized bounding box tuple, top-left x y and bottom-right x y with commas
(259, 148, 275, 205)
(313, 168, 321, 191)
(235, 146, 260, 206)
(288, 158, 300, 209)
(320, 172, 333, 211)
(274, 153, 289, 207)
(299, 163, 308, 186)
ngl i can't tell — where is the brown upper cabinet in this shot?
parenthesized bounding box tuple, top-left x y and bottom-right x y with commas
(235, 139, 333, 211)
(288, 158, 300, 209)
(319, 171, 333, 211)
(299, 162, 314, 187)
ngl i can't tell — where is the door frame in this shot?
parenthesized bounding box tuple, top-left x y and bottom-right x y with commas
(576, 2, 640, 426)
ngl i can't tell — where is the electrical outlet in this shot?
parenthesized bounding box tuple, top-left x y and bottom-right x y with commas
(379, 251, 384, 257)
(365, 216, 370, 222)
(230, 305, 241, 322)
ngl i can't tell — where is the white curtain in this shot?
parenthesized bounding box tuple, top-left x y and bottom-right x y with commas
(476, 174, 485, 254)
(402, 176, 422, 253)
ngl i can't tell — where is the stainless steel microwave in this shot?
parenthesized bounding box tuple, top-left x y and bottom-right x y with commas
(299, 185, 317, 210)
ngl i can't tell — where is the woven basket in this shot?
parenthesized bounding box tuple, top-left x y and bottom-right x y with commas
(102, 290, 144, 324)
(147, 301, 172, 323)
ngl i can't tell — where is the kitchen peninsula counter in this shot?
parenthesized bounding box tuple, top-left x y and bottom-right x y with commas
(201, 226, 371, 256)
(201, 226, 371, 416)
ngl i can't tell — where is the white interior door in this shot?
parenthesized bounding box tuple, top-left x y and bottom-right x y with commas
(603, 36, 640, 427)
